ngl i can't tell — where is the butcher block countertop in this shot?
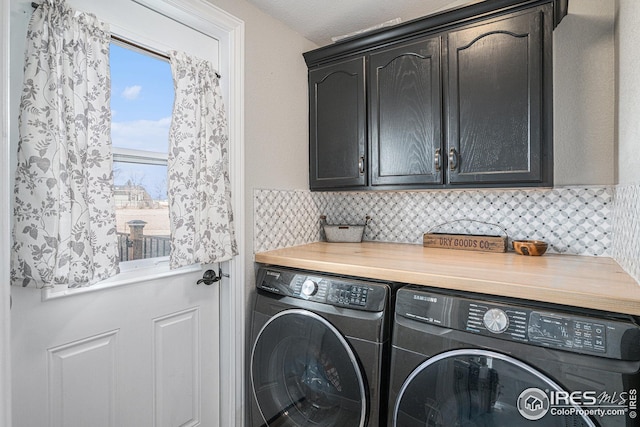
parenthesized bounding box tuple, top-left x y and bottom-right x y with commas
(254, 242, 640, 316)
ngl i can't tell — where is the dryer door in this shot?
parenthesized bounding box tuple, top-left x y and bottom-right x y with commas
(251, 309, 367, 427)
(393, 349, 596, 427)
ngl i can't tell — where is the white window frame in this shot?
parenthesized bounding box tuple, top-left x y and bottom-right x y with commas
(113, 147, 168, 166)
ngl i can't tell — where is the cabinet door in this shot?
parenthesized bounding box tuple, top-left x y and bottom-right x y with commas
(369, 37, 443, 186)
(447, 6, 551, 185)
(309, 57, 366, 189)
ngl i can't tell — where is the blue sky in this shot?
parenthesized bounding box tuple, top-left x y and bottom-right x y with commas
(110, 43, 174, 199)
(110, 43, 174, 126)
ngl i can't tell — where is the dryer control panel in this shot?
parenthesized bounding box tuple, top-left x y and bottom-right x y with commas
(396, 286, 640, 361)
(465, 302, 607, 353)
(256, 266, 389, 312)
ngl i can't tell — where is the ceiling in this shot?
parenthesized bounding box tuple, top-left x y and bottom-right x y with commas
(245, 0, 477, 47)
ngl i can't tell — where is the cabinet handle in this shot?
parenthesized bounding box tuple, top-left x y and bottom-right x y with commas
(449, 148, 459, 171)
(434, 148, 442, 171)
(358, 156, 365, 175)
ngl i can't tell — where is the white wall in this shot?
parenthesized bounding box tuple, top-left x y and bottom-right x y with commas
(610, 0, 640, 285)
(616, 0, 640, 185)
(553, 0, 615, 185)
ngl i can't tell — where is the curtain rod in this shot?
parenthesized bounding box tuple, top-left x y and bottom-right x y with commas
(30, 2, 221, 79)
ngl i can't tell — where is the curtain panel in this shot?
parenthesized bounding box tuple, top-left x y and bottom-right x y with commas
(168, 51, 238, 269)
(11, 0, 119, 289)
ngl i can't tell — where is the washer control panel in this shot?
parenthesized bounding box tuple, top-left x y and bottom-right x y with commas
(256, 266, 388, 312)
(396, 286, 640, 360)
(466, 303, 607, 353)
(326, 282, 370, 307)
(528, 312, 607, 353)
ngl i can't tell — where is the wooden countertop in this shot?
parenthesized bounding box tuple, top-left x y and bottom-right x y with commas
(255, 242, 640, 316)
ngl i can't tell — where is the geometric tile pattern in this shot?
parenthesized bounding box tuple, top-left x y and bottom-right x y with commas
(254, 189, 323, 253)
(254, 186, 614, 257)
(611, 184, 640, 284)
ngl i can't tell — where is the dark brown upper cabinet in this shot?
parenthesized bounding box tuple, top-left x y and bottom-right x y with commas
(369, 36, 443, 186)
(309, 58, 366, 189)
(304, 0, 567, 191)
(447, 7, 551, 185)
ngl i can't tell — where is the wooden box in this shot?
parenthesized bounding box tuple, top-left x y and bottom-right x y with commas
(423, 233, 507, 253)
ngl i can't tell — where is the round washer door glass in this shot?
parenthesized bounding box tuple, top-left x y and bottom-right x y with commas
(251, 309, 367, 427)
(394, 349, 596, 427)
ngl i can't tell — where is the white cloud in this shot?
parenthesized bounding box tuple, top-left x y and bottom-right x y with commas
(121, 85, 142, 100)
(111, 117, 172, 152)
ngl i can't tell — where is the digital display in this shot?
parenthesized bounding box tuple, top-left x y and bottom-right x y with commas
(528, 312, 605, 353)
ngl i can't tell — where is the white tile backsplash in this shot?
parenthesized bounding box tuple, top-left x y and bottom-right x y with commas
(254, 189, 323, 253)
(612, 184, 640, 283)
(255, 186, 614, 257)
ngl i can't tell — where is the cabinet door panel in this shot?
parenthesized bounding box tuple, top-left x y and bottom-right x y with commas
(370, 37, 443, 186)
(309, 58, 366, 189)
(447, 8, 548, 184)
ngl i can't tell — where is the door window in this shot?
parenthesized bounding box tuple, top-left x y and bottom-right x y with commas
(110, 42, 173, 263)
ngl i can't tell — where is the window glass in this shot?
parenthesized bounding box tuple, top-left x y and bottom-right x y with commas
(111, 43, 174, 151)
(110, 42, 174, 262)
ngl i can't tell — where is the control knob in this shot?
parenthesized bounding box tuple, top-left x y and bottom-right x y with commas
(300, 279, 319, 297)
(483, 308, 509, 333)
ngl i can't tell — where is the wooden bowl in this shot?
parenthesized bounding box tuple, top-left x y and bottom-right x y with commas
(512, 240, 548, 256)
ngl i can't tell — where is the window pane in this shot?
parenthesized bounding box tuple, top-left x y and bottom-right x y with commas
(113, 162, 170, 262)
(113, 162, 170, 261)
(110, 43, 174, 152)
(113, 162, 167, 209)
(110, 42, 173, 262)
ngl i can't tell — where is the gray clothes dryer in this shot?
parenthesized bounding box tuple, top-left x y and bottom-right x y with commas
(250, 265, 398, 427)
(389, 285, 640, 427)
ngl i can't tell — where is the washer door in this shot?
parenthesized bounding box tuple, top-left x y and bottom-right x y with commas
(394, 349, 596, 427)
(251, 309, 367, 427)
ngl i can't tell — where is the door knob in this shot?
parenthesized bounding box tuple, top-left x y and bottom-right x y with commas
(197, 269, 220, 285)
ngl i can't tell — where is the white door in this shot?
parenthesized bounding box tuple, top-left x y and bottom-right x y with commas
(8, 1, 244, 426)
(11, 269, 222, 427)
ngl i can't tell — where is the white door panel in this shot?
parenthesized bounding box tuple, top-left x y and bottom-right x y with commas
(11, 269, 220, 427)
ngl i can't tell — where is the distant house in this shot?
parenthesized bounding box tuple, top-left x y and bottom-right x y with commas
(113, 181, 156, 208)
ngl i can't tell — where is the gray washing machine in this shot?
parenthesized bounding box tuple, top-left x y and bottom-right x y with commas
(250, 265, 398, 427)
(389, 285, 640, 427)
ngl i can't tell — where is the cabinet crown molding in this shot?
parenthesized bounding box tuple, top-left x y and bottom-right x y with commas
(303, 0, 568, 68)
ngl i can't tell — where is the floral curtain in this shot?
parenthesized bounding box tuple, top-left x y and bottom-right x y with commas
(11, 0, 119, 289)
(168, 51, 238, 269)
